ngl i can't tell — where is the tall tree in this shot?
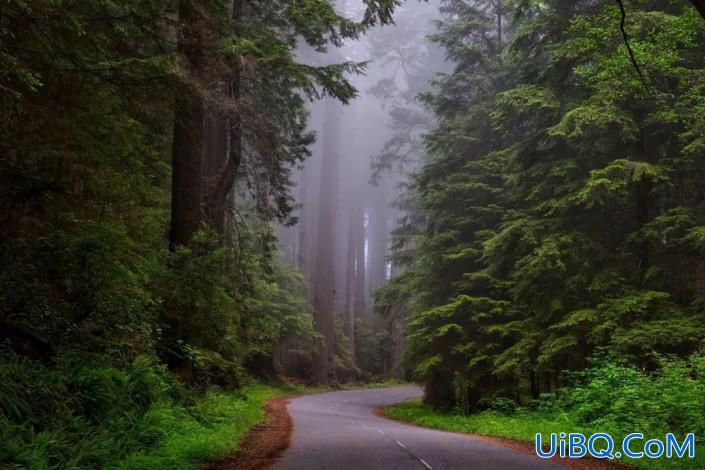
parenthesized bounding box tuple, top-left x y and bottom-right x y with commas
(168, 0, 402, 248)
(390, 0, 705, 410)
(367, 0, 447, 378)
(368, 183, 389, 294)
(345, 193, 365, 359)
(169, 0, 208, 248)
(312, 99, 342, 384)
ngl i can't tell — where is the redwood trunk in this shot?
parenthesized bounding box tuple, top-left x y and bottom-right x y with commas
(203, 93, 228, 233)
(345, 197, 365, 360)
(205, 0, 243, 237)
(170, 0, 205, 248)
(368, 183, 389, 294)
(312, 100, 341, 384)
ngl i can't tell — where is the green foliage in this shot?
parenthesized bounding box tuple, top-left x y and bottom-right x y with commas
(384, 399, 583, 444)
(353, 317, 388, 380)
(0, 0, 385, 464)
(0, 352, 180, 468)
(383, 0, 705, 411)
(386, 355, 705, 469)
(0, 349, 305, 469)
(116, 382, 302, 469)
(562, 355, 705, 438)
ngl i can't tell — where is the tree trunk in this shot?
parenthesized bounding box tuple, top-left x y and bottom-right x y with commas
(312, 99, 341, 385)
(203, 85, 228, 232)
(297, 172, 309, 271)
(169, 1, 205, 248)
(345, 209, 357, 360)
(368, 183, 389, 294)
(496, 0, 503, 56)
(636, 176, 652, 286)
(344, 194, 366, 361)
(353, 206, 366, 318)
(296, 101, 322, 303)
(205, 0, 243, 238)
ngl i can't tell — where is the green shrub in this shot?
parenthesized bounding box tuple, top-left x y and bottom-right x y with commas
(0, 351, 181, 468)
(0, 348, 299, 469)
(387, 355, 705, 469)
(562, 355, 705, 438)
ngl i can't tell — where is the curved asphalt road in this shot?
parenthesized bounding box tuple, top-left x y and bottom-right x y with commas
(273, 386, 563, 470)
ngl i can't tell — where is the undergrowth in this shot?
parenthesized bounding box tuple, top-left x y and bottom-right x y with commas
(385, 356, 705, 469)
(0, 351, 305, 469)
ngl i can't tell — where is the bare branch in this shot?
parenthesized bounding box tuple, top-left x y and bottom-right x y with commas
(614, 0, 648, 88)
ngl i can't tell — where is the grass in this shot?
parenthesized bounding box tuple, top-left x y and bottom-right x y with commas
(119, 380, 407, 468)
(385, 399, 584, 442)
(115, 382, 311, 469)
(0, 351, 324, 469)
(340, 379, 411, 390)
(384, 400, 705, 469)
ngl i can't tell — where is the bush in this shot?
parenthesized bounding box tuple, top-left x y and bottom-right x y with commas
(0, 351, 182, 468)
(489, 397, 519, 415)
(561, 355, 705, 438)
(0, 348, 298, 469)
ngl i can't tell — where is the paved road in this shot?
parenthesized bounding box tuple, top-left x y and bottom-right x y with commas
(273, 386, 563, 470)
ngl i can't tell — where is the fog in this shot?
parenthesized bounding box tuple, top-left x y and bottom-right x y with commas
(276, 0, 448, 378)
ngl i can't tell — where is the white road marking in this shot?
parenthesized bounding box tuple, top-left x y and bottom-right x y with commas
(375, 429, 430, 469)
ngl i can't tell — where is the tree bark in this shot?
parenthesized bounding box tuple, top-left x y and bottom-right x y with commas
(312, 100, 341, 385)
(368, 183, 389, 294)
(496, 0, 503, 56)
(203, 84, 228, 232)
(297, 171, 310, 272)
(170, 0, 205, 248)
(345, 209, 357, 360)
(205, 0, 243, 237)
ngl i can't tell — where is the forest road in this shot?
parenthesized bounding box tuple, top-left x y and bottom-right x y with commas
(272, 386, 563, 470)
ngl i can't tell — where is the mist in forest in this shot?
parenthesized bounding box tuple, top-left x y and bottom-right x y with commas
(7, 0, 705, 465)
(276, 0, 447, 381)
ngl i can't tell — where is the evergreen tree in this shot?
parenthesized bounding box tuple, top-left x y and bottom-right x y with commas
(391, 0, 705, 410)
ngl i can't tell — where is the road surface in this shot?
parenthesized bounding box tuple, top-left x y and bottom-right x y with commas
(273, 386, 563, 470)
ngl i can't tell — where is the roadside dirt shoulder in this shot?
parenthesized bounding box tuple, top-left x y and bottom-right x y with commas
(205, 395, 297, 470)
